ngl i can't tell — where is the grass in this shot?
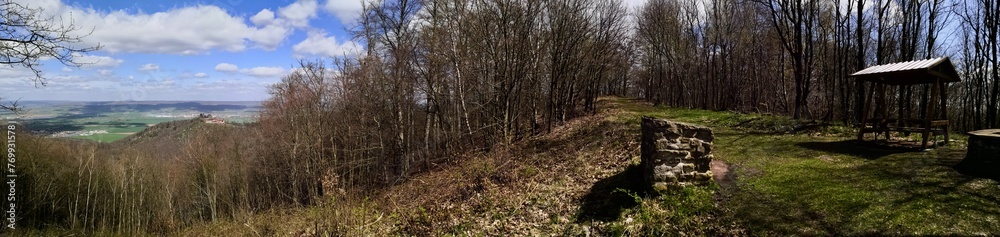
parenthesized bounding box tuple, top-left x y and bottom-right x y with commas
(607, 97, 1000, 236)
(720, 135, 999, 235)
(77, 133, 131, 142)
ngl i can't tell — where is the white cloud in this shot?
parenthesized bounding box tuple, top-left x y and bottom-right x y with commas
(98, 69, 113, 76)
(215, 63, 239, 72)
(292, 31, 361, 58)
(249, 24, 291, 50)
(279, 0, 319, 28)
(0, 71, 271, 101)
(15, 0, 298, 54)
(240, 67, 286, 78)
(214, 63, 285, 78)
(251, 9, 275, 26)
(323, 0, 364, 25)
(139, 63, 159, 71)
(0, 66, 34, 80)
(74, 5, 254, 54)
(194, 72, 208, 78)
(73, 54, 124, 68)
(48, 75, 85, 83)
(61, 67, 73, 72)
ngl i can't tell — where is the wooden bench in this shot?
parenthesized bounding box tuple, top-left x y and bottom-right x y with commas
(858, 119, 949, 148)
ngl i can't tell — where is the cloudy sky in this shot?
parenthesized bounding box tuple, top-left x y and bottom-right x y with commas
(0, 0, 660, 101)
(0, 0, 367, 101)
(5, 0, 903, 101)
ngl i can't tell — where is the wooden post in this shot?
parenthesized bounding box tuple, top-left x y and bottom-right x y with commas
(940, 81, 949, 145)
(877, 83, 888, 141)
(858, 81, 873, 142)
(923, 78, 940, 149)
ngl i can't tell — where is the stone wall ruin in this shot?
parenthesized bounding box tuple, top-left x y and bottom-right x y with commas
(641, 116, 714, 190)
(958, 129, 1000, 179)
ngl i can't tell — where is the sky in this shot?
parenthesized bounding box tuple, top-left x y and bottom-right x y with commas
(0, 0, 369, 101)
(0, 0, 944, 102)
(0, 0, 654, 101)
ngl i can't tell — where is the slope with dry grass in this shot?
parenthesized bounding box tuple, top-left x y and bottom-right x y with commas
(178, 97, 740, 236)
(184, 96, 1000, 236)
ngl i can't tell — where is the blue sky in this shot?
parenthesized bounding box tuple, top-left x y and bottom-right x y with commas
(0, 0, 366, 101)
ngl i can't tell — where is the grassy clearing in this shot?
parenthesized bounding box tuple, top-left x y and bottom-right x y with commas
(719, 134, 999, 235)
(612, 97, 1000, 236)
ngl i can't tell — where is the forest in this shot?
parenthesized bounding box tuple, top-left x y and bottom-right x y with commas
(2, 0, 999, 235)
(276, 0, 998, 186)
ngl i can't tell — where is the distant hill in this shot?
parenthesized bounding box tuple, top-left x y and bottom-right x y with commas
(116, 118, 203, 145)
(108, 116, 248, 160)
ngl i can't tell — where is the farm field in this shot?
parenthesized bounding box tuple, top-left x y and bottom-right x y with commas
(13, 101, 260, 142)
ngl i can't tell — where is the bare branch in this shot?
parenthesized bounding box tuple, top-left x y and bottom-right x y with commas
(0, 0, 102, 86)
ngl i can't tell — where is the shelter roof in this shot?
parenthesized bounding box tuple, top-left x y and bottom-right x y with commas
(849, 57, 960, 85)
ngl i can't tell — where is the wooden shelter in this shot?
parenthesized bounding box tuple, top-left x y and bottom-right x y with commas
(850, 57, 961, 149)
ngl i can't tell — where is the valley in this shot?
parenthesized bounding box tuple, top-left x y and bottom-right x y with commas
(12, 101, 260, 142)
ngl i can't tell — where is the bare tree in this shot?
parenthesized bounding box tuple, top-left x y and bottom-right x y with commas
(753, 0, 818, 119)
(635, 0, 685, 106)
(0, 0, 100, 112)
(956, 0, 1000, 130)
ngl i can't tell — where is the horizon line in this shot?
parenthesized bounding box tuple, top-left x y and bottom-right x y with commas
(18, 100, 265, 102)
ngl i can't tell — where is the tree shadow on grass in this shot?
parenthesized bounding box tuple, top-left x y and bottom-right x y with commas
(731, 143, 1000, 235)
(796, 140, 917, 160)
(576, 164, 647, 222)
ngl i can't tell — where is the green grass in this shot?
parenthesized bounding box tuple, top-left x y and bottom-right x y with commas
(605, 97, 1000, 236)
(719, 135, 998, 235)
(30, 116, 184, 142)
(607, 185, 726, 236)
(77, 133, 130, 142)
(105, 126, 147, 134)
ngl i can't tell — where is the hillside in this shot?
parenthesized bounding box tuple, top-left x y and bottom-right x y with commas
(177, 97, 1000, 236)
(117, 118, 202, 144)
(176, 97, 729, 236)
(92, 117, 239, 160)
(10, 97, 997, 236)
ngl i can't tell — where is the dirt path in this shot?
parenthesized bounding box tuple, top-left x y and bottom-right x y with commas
(711, 160, 732, 187)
